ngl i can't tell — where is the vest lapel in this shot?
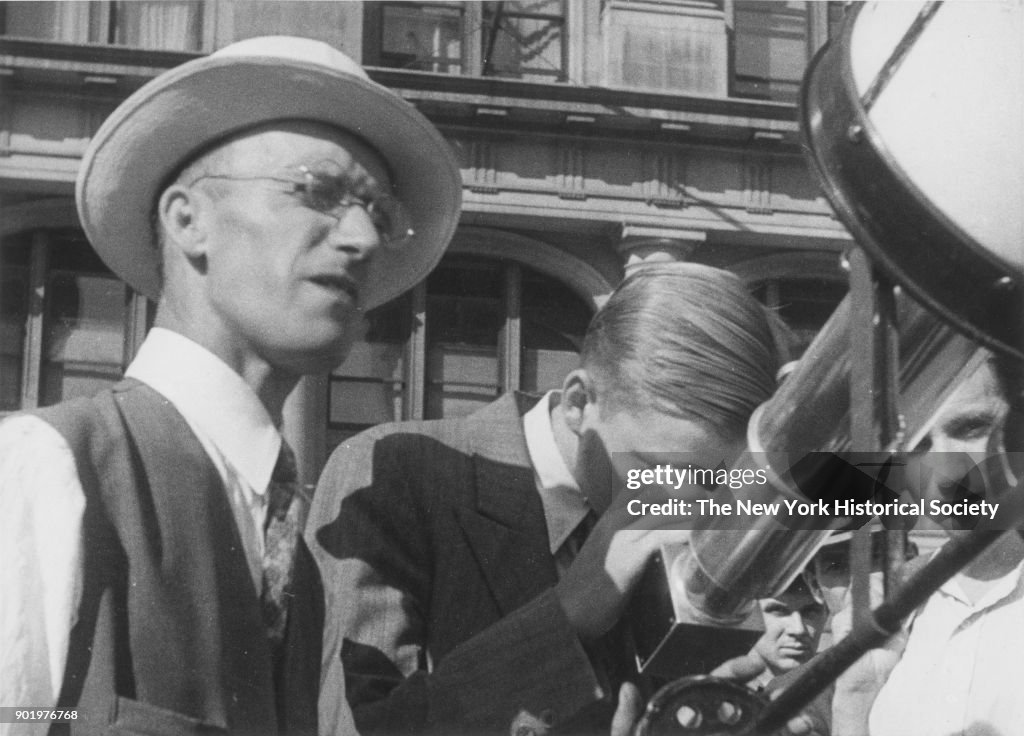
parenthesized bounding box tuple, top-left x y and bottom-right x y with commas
(111, 380, 277, 730)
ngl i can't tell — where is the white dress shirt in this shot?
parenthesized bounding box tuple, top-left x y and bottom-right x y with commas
(868, 558, 1024, 736)
(522, 391, 594, 576)
(0, 328, 283, 733)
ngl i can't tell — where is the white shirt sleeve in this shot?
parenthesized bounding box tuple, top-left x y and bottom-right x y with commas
(0, 415, 85, 735)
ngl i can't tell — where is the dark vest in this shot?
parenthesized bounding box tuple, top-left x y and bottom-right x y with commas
(34, 380, 321, 735)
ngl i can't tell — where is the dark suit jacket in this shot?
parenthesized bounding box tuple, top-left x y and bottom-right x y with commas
(308, 393, 608, 735)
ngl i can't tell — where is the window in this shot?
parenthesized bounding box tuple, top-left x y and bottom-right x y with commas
(371, 1, 568, 81)
(609, 0, 728, 96)
(732, 252, 848, 359)
(327, 295, 411, 433)
(39, 234, 129, 406)
(381, 2, 465, 73)
(753, 276, 847, 358)
(481, 0, 566, 80)
(0, 225, 149, 415)
(0, 1, 203, 51)
(327, 254, 591, 448)
(732, 1, 809, 103)
(0, 239, 29, 411)
(732, 0, 850, 103)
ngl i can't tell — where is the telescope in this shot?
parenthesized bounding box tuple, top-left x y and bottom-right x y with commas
(632, 2, 1024, 733)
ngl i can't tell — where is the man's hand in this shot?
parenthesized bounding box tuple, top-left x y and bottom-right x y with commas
(827, 602, 906, 736)
(554, 499, 688, 641)
(610, 682, 645, 736)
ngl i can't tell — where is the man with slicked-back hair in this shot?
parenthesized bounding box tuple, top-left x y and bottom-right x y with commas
(308, 263, 783, 736)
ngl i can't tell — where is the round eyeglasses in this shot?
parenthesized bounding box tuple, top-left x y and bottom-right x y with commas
(189, 160, 414, 248)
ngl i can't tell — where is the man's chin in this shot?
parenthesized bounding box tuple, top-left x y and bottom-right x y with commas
(265, 338, 353, 376)
(776, 652, 810, 670)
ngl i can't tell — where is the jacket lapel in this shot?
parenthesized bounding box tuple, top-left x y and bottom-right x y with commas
(456, 394, 559, 616)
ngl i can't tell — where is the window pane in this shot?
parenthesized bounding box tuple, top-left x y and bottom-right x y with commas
(330, 379, 402, 427)
(426, 345, 499, 418)
(381, 3, 464, 73)
(774, 278, 847, 334)
(617, 23, 722, 95)
(522, 348, 578, 393)
(754, 277, 847, 358)
(41, 272, 126, 404)
(40, 237, 125, 405)
(425, 258, 501, 419)
(734, 1, 809, 102)
(0, 239, 30, 411)
(113, 1, 202, 51)
(1, 1, 92, 42)
(329, 296, 410, 430)
(483, 0, 565, 80)
(520, 268, 589, 393)
(426, 259, 503, 345)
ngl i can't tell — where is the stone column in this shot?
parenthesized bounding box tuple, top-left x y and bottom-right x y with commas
(616, 225, 705, 276)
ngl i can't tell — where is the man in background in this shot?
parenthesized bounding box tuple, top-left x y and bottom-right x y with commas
(749, 576, 828, 692)
(864, 357, 1023, 736)
(828, 356, 1023, 736)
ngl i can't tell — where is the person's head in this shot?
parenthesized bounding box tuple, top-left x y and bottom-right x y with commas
(76, 36, 461, 380)
(909, 356, 1011, 533)
(559, 263, 780, 510)
(154, 120, 392, 375)
(753, 575, 827, 677)
(810, 530, 916, 622)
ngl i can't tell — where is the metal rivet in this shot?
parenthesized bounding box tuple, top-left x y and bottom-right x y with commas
(847, 124, 864, 143)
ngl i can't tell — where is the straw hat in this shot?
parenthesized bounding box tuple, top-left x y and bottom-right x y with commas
(76, 36, 462, 309)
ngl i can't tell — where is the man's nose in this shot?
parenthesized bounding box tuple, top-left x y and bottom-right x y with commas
(783, 614, 807, 635)
(327, 206, 382, 259)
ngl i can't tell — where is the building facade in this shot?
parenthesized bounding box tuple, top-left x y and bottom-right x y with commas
(0, 0, 854, 480)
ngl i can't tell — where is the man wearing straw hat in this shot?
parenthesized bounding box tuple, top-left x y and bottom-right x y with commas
(0, 36, 460, 735)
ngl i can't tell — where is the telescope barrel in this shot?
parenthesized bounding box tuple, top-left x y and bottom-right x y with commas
(756, 524, 1020, 733)
(681, 294, 981, 623)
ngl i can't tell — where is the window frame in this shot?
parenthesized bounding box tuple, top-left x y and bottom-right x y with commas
(0, 202, 151, 417)
(326, 228, 609, 445)
(0, 0, 212, 53)
(366, 0, 572, 82)
(726, 0, 848, 103)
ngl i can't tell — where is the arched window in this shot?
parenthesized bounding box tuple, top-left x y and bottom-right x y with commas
(733, 252, 848, 359)
(327, 230, 606, 449)
(0, 201, 150, 415)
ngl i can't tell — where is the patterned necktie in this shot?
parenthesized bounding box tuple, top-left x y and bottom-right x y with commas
(262, 441, 301, 647)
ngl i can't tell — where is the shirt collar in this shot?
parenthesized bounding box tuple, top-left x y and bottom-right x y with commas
(523, 390, 592, 555)
(125, 328, 281, 495)
(939, 552, 1024, 610)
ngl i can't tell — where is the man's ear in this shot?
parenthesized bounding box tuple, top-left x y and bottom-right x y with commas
(157, 184, 208, 260)
(560, 368, 598, 435)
